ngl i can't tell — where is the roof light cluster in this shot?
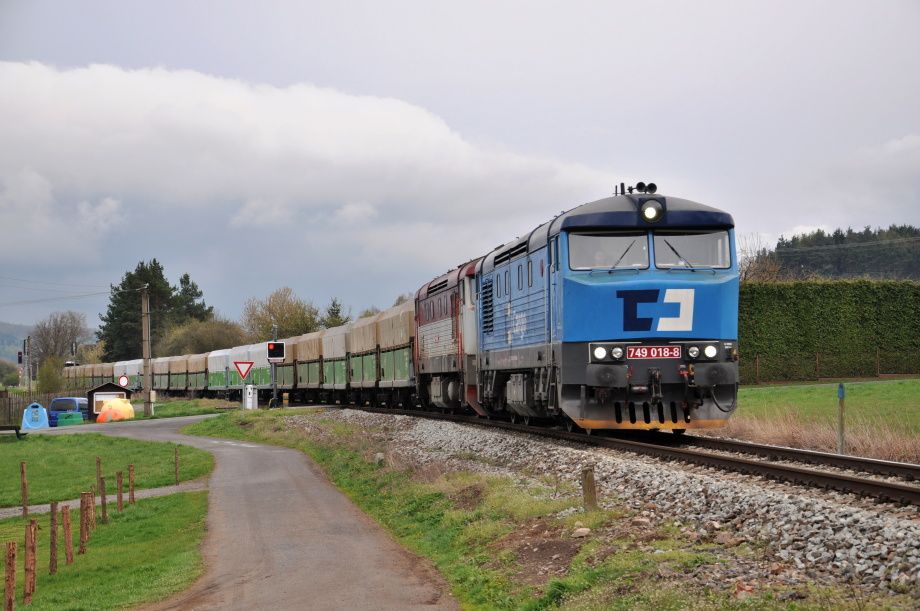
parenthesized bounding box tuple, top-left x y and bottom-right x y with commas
(615, 181, 658, 195)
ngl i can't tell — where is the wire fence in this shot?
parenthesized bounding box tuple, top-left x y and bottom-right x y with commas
(740, 350, 920, 384)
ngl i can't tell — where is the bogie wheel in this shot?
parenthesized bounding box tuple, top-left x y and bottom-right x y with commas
(672, 429, 686, 436)
(523, 416, 531, 426)
(510, 414, 518, 424)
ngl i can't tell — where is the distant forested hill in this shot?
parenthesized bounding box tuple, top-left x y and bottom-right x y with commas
(0, 321, 32, 363)
(772, 225, 920, 279)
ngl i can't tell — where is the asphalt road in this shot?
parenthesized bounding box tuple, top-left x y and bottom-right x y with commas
(38, 416, 457, 610)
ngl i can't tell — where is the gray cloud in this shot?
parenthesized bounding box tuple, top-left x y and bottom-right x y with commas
(0, 61, 613, 322)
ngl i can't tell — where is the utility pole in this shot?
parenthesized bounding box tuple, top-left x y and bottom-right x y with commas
(26, 336, 32, 401)
(141, 285, 153, 417)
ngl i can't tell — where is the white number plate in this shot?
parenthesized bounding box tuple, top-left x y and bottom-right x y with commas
(626, 345, 681, 359)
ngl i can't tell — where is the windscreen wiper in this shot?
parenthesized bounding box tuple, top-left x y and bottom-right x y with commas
(663, 239, 695, 271)
(609, 239, 636, 270)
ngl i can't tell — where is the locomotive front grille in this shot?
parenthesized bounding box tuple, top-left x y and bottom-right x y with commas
(612, 401, 691, 425)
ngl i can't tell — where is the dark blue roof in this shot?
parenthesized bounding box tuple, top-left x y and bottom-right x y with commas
(550, 194, 733, 234)
(481, 194, 733, 274)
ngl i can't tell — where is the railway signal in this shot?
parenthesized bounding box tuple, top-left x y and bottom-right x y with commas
(267, 341, 285, 362)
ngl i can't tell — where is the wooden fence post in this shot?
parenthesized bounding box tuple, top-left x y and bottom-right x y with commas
(754, 355, 760, 385)
(100, 478, 108, 525)
(128, 465, 135, 504)
(49, 501, 58, 575)
(96, 456, 102, 492)
(580, 465, 598, 511)
(62, 505, 73, 565)
(20, 462, 28, 518)
(4, 542, 14, 611)
(78, 494, 88, 555)
(116, 472, 123, 513)
(23, 520, 36, 605)
(815, 352, 820, 379)
(876, 347, 881, 377)
(89, 486, 96, 531)
(174, 447, 180, 485)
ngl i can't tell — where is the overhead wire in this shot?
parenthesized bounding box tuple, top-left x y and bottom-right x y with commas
(0, 274, 111, 289)
(0, 285, 145, 308)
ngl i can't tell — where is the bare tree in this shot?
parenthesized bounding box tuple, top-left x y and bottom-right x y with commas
(392, 293, 414, 306)
(358, 306, 381, 318)
(32, 311, 91, 365)
(738, 233, 783, 282)
(156, 317, 248, 355)
(77, 342, 104, 365)
(241, 287, 320, 340)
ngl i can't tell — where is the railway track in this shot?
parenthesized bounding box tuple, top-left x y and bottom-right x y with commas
(347, 406, 920, 506)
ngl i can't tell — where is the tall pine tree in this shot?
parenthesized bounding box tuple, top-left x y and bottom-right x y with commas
(172, 273, 213, 324)
(98, 260, 212, 361)
(320, 297, 351, 329)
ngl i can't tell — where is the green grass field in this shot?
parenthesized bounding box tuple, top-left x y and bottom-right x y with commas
(0, 491, 208, 610)
(0, 433, 213, 507)
(133, 398, 232, 420)
(737, 378, 920, 433)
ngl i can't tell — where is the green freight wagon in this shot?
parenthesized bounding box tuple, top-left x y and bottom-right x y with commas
(377, 300, 416, 406)
(275, 335, 301, 391)
(207, 349, 231, 393)
(168, 355, 189, 394)
(228, 344, 271, 396)
(152, 357, 171, 391)
(322, 324, 352, 400)
(350, 313, 382, 405)
(294, 330, 325, 403)
(112, 359, 143, 391)
(187, 353, 208, 393)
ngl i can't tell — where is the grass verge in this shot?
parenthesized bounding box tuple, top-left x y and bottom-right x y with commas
(132, 398, 234, 419)
(730, 379, 920, 462)
(0, 433, 213, 507)
(183, 409, 908, 610)
(0, 491, 208, 610)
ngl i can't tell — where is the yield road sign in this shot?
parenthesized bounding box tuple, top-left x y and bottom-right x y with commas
(234, 361, 254, 380)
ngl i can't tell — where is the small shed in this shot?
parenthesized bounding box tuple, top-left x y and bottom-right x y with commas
(87, 383, 133, 421)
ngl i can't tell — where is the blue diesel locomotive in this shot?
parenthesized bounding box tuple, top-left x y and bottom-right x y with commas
(474, 187, 739, 431)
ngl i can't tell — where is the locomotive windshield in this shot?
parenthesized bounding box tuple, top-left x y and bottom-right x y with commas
(653, 230, 731, 269)
(568, 231, 649, 270)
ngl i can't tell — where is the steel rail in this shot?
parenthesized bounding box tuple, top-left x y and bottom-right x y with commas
(663, 434, 920, 481)
(349, 406, 920, 506)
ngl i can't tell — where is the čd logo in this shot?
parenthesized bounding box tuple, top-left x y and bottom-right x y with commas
(616, 289, 694, 332)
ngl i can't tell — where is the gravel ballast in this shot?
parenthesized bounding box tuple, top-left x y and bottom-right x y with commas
(294, 409, 920, 594)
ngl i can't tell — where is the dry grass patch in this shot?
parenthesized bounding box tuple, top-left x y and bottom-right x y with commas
(717, 412, 920, 463)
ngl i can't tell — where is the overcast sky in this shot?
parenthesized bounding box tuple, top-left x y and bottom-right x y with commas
(1, 0, 918, 327)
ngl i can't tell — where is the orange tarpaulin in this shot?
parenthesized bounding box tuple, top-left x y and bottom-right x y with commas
(96, 398, 135, 423)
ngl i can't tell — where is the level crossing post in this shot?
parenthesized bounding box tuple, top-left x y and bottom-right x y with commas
(837, 383, 846, 455)
(271, 323, 279, 408)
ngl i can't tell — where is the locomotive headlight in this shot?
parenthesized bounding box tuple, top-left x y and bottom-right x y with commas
(704, 345, 718, 359)
(593, 346, 608, 360)
(687, 346, 700, 358)
(640, 200, 663, 222)
(611, 346, 624, 359)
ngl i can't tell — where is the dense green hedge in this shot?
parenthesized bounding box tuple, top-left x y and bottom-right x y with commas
(738, 280, 920, 382)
